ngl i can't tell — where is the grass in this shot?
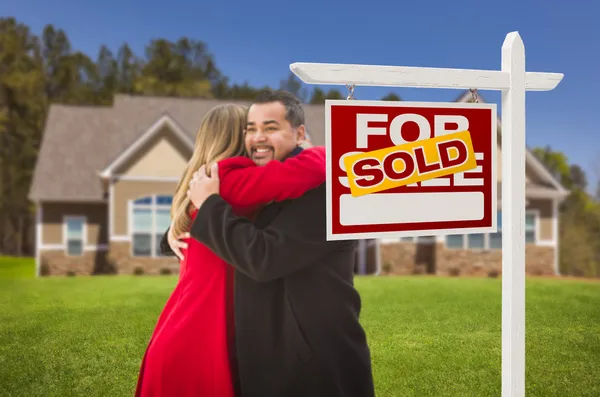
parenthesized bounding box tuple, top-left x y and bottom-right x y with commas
(0, 256, 36, 279)
(1, 258, 599, 396)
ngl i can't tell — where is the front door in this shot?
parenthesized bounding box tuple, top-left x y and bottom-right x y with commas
(355, 239, 379, 275)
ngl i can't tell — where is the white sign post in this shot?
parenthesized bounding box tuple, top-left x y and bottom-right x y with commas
(290, 32, 563, 397)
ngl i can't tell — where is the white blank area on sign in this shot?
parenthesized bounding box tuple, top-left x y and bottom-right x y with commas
(339, 192, 485, 226)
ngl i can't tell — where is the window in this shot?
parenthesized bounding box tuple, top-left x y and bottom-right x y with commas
(467, 233, 485, 249)
(445, 210, 537, 250)
(131, 195, 173, 257)
(65, 216, 85, 256)
(446, 235, 464, 249)
(400, 236, 435, 243)
(489, 211, 502, 248)
(525, 212, 536, 243)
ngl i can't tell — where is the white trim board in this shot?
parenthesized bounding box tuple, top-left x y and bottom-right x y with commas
(553, 198, 560, 276)
(111, 175, 181, 182)
(39, 244, 108, 252)
(109, 182, 114, 239)
(100, 114, 194, 178)
(110, 235, 131, 242)
(36, 198, 107, 203)
(35, 204, 42, 277)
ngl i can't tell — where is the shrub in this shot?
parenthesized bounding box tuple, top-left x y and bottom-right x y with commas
(133, 267, 144, 275)
(160, 268, 171, 275)
(449, 267, 460, 277)
(382, 262, 393, 274)
(413, 264, 426, 275)
(40, 261, 50, 276)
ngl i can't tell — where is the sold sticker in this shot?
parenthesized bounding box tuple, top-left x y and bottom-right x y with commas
(343, 130, 477, 197)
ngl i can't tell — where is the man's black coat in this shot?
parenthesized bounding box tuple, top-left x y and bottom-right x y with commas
(161, 148, 375, 397)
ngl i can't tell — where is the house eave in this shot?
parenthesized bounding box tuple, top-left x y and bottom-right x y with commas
(99, 114, 194, 178)
(35, 198, 108, 203)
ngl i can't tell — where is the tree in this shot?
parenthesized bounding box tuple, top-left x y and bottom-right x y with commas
(0, 17, 46, 255)
(569, 164, 587, 191)
(532, 145, 600, 277)
(41, 24, 100, 105)
(96, 45, 118, 104)
(309, 87, 343, 104)
(134, 38, 214, 98)
(381, 92, 402, 101)
(41, 24, 75, 103)
(532, 146, 572, 189)
(116, 43, 138, 94)
(280, 72, 308, 103)
(0, 18, 282, 256)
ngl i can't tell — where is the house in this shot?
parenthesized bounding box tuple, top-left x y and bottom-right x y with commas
(29, 91, 569, 277)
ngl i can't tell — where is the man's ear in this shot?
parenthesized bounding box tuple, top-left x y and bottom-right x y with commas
(294, 125, 306, 144)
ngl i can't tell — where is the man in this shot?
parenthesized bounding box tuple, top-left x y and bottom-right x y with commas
(164, 90, 374, 397)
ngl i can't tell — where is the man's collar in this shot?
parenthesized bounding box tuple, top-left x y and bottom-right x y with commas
(285, 146, 304, 160)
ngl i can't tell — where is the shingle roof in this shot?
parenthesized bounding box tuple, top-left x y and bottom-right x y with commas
(28, 94, 326, 202)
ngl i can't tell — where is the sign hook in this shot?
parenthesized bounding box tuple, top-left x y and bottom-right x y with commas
(469, 88, 479, 103)
(346, 84, 356, 100)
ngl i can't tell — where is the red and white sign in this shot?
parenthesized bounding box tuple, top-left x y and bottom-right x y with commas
(325, 99, 498, 241)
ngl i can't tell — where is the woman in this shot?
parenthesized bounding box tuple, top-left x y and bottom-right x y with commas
(135, 103, 326, 397)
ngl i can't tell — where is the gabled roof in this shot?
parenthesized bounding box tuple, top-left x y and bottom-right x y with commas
(29, 94, 326, 202)
(99, 114, 194, 178)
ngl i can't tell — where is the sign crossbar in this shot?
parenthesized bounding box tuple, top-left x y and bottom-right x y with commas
(290, 62, 562, 91)
(290, 31, 563, 397)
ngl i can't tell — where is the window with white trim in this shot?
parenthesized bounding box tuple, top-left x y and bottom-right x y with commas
(489, 211, 502, 249)
(400, 236, 436, 243)
(131, 195, 173, 257)
(445, 210, 537, 249)
(525, 211, 536, 243)
(65, 216, 85, 256)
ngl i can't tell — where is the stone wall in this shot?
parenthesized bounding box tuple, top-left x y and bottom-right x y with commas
(108, 241, 180, 275)
(379, 242, 556, 277)
(436, 244, 501, 277)
(39, 242, 180, 276)
(40, 250, 113, 276)
(436, 244, 556, 276)
(379, 243, 435, 275)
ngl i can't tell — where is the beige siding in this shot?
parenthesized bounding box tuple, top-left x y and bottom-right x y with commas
(41, 202, 107, 245)
(111, 180, 177, 236)
(528, 198, 554, 241)
(115, 126, 191, 177)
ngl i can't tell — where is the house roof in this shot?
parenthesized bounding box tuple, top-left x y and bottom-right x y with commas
(29, 91, 567, 202)
(29, 94, 326, 202)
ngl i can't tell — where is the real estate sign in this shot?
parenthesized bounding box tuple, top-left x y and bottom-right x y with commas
(325, 100, 498, 241)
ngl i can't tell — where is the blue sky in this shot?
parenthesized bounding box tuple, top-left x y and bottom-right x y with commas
(6, 0, 599, 191)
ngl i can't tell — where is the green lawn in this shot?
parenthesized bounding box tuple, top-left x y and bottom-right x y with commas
(1, 258, 599, 396)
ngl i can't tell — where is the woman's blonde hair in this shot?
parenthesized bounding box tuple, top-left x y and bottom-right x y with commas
(170, 103, 247, 237)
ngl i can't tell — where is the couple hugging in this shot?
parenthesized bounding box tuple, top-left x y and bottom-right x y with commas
(135, 89, 375, 397)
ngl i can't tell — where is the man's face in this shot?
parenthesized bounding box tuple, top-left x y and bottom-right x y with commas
(245, 101, 305, 166)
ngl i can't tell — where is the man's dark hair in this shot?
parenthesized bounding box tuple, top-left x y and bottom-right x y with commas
(252, 89, 305, 128)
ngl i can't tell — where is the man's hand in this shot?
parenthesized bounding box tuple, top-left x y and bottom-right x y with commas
(168, 220, 189, 261)
(187, 163, 220, 209)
